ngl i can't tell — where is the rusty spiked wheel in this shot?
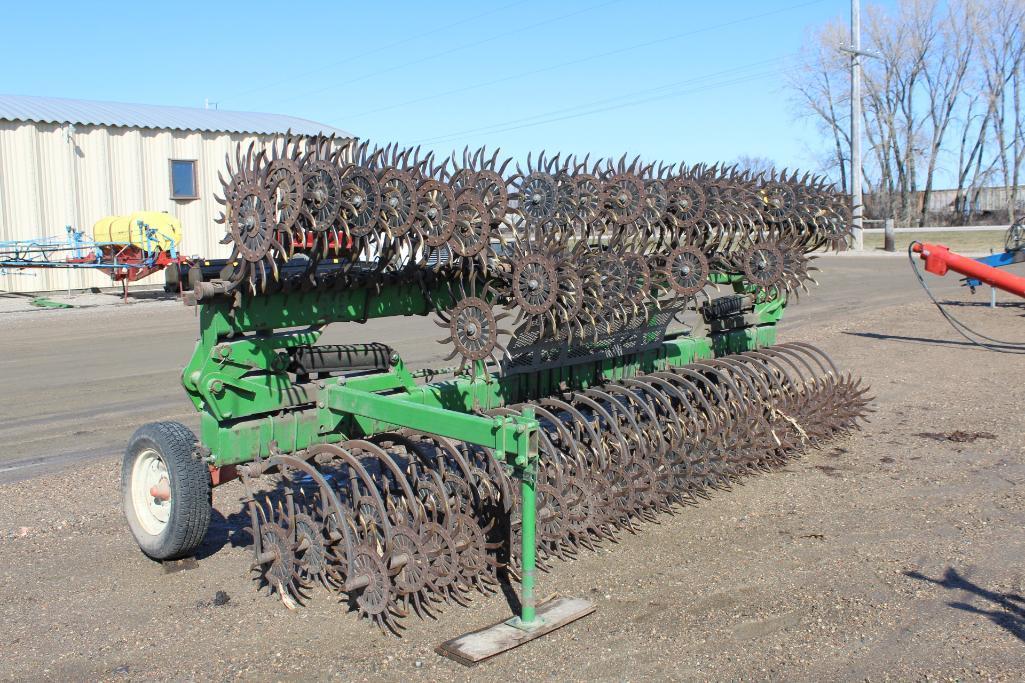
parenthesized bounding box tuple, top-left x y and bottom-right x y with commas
(511, 252, 558, 316)
(434, 279, 510, 376)
(449, 194, 492, 260)
(511, 152, 561, 226)
(663, 245, 709, 297)
(741, 241, 785, 289)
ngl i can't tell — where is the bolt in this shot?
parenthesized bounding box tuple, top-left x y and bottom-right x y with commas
(465, 322, 479, 337)
(388, 196, 399, 207)
(528, 278, 539, 291)
(209, 380, 224, 394)
(318, 381, 325, 389)
(317, 401, 325, 409)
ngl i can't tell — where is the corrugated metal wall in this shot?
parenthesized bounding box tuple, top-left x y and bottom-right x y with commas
(923, 186, 1025, 213)
(0, 120, 285, 293)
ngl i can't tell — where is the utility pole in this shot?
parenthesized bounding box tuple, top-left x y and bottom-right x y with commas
(850, 0, 864, 251)
(841, 1, 879, 251)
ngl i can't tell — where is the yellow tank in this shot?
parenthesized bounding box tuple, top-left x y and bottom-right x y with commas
(92, 212, 182, 252)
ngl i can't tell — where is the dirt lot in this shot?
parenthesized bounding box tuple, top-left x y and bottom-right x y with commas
(2, 255, 1025, 681)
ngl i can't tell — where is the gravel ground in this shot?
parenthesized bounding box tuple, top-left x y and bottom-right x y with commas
(2, 264, 1025, 681)
(0, 288, 174, 319)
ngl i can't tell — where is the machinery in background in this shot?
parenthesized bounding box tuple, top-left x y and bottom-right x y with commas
(910, 232, 1025, 353)
(960, 221, 1025, 299)
(912, 219, 1025, 301)
(0, 211, 183, 292)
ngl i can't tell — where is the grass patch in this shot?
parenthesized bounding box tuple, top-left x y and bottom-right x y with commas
(863, 229, 1006, 254)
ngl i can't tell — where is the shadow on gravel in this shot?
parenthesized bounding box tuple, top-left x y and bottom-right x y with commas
(195, 508, 253, 560)
(905, 567, 1025, 643)
(124, 290, 181, 303)
(843, 331, 1025, 350)
(937, 299, 1025, 311)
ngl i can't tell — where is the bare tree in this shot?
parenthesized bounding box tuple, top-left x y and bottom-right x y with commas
(731, 155, 778, 178)
(918, 1, 976, 225)
(862, 0, 941, 226)
(788, 0, 1025, 226)
(980, 0, 1025, 222)
(953, 90, 994, 218)
(786, 19, 851, 191)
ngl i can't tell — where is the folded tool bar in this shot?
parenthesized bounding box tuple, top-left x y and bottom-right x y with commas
(121, 135, 872, 660)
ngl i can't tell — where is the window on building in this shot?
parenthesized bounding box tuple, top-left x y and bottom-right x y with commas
(169, 159, 198, 199)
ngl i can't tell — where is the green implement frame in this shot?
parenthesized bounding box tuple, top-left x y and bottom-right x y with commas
(182, 276, 782, 629)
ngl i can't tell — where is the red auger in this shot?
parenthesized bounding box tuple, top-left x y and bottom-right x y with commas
(912, 242, 1025, 299)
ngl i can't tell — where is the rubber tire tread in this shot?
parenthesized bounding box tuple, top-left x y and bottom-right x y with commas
(121, 421, 211, 560)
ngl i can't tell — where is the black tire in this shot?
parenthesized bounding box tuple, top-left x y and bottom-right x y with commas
(121, 421, 211, 560)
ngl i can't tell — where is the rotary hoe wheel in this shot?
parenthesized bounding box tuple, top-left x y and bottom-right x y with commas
(741, 240, 786, 291)
(229, 341, 870, 632)
(433, 278, 510, 378)
(661, 244, 710, 298)
(207, 134, 858, 325)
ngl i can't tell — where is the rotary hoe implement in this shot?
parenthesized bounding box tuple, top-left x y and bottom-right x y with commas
(120, 134, 871, 658)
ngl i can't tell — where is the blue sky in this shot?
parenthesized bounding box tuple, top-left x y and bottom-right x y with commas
(0, 0, 895, 174)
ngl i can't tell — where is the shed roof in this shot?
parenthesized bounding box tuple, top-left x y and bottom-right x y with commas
(0, 94, 350, 137)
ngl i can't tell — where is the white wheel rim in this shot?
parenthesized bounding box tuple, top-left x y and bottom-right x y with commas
(131, 448, 171, 536)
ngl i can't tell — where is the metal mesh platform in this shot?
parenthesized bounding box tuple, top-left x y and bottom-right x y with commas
(503, 302, 686, 373)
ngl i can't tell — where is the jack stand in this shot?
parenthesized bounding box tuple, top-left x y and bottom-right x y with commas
(436, 441, 594, 665)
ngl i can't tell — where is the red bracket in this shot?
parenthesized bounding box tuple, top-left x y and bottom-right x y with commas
(209, 464, 238, 487)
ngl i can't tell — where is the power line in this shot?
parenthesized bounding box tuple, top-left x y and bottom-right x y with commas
(412, 59, 783, 144)
(410, 59, 786, 147)
(267, 0, 625, 108)
(344, 0, 828, 121)
(220, 0, 530, 103)
(415, 70, 782, 146)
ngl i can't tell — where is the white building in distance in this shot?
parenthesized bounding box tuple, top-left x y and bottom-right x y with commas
(0, 94, 349, 293)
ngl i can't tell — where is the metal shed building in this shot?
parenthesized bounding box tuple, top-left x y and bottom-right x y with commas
(0, 94, 349, 293)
